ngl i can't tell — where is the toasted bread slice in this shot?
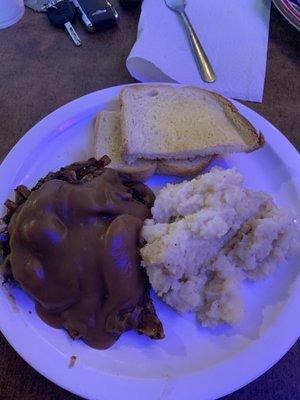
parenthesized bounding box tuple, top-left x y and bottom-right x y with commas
(94, 110, 212, 179)
(120, 85, 264, 164)
(156, 156, 214, 177)
(93, 111, 157, 182)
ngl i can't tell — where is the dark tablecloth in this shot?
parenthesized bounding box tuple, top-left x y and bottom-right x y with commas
(0, 3, 299, 400)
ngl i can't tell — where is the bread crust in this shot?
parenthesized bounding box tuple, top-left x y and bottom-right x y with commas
(157, 156, 214, 177)
(94, 110, 157, 181)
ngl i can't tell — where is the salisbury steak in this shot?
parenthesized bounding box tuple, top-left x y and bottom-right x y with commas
(0, 157, 164, 349)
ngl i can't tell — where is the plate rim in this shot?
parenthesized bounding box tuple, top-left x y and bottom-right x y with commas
(0, 83, 299, 400)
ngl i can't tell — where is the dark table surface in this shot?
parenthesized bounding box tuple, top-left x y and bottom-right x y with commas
(0, 2, 299, 400)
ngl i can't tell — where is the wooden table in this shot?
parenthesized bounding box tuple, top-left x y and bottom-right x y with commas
(0, 3, 299, 399)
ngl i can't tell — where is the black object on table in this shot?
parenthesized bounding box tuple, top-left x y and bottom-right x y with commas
(47, 0, 82, 45)
(73, 0, 119, 32)
(120, 0, 143, 10)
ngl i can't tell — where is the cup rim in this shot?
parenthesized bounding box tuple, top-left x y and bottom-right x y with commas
(0, 5, 24, 29)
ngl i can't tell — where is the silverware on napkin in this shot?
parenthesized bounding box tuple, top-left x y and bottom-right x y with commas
(164, 0, 216, 83)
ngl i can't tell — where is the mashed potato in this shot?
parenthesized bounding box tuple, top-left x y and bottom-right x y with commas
(141, 168, 298, 327)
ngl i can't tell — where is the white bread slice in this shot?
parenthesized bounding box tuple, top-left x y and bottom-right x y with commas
(94, 110, 212, 179)
(156, 156, 214, 177)
(93, 111, 157, 181)
(120, 85, 264, 164)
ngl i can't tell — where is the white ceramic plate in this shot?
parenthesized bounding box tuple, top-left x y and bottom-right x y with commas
(0, 84, 299, 400)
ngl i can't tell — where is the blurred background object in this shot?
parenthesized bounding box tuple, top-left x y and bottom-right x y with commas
(0, 0, 25, 29)
(24, 0, 48, 12)
(273, 0, 300, 30)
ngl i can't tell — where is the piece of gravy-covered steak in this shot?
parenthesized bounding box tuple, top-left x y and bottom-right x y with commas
(0, 156, 164, 349)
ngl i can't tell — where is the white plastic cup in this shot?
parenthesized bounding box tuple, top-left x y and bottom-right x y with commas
(0, 0, 25, 29)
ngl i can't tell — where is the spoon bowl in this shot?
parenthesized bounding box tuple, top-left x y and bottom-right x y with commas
(165, 0, 187, 12)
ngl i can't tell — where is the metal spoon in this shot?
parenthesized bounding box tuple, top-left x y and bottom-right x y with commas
(164, 0, 216, 83)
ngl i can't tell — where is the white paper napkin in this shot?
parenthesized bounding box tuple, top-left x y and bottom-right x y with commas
(127, 0, 271, 102)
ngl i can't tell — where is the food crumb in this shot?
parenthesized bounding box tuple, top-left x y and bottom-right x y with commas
(6, 291, 19, 313)
(69, 355, 77, 368)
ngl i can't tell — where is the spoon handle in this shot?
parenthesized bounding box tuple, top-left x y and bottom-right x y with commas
(179, 11, 216, 83)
